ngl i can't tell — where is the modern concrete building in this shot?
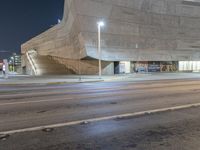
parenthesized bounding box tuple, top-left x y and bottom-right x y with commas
(21, 0, 200, 75)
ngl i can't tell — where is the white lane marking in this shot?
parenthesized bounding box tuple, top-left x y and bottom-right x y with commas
(0, 98, 73, 106)
(0, 90, 136, 106)
(0, 102, 200, 135)
(2, 83, 200, 101)
(0, 87, 125, 98)
(2, 80, 200, 98)
(1, 86, 200, 106)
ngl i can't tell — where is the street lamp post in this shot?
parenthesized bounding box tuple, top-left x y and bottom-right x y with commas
(78, 48, 82, 82)
(11, 57, 14, 72)
(97, 21, 104, 79)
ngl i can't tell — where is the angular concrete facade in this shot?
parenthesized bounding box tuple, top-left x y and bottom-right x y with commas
(21, 0, 200, 75)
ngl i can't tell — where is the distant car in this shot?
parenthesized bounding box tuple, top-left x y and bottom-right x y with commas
(137, 67, 146, 72)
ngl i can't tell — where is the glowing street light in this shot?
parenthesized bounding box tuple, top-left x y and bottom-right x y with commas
(97, 21, 105, 78)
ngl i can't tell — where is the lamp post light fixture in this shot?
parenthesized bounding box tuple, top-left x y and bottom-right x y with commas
(97, 21, 105, 78)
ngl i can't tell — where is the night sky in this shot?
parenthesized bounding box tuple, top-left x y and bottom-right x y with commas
(0, 0, 64, 59)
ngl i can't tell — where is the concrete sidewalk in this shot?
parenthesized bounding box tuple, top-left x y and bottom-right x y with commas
(0, 73, 200, 85)
(0, 74, 136, 85)
(0, 76, 101, 85)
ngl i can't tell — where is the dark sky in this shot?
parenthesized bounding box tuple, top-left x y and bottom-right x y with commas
(0, 0, 64, 59)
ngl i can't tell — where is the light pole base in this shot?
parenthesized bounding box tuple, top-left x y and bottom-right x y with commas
(79, 77, 82, 82)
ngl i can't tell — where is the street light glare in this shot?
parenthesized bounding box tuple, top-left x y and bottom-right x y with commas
(97, 21, 105, 27)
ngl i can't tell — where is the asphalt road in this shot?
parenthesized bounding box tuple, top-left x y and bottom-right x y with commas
(1, 79, 200, 149)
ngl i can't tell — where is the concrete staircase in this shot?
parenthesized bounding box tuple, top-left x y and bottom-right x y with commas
(30, 54, 76, 75)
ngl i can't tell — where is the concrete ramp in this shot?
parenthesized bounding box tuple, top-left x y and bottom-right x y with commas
(29, 54, 75, 75)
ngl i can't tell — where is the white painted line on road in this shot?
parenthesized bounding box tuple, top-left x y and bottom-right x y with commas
(0, 87, 125, 99)
(1, 102, 200, 135)
(2, 80, 200, 100)
(0, 98, 73, 106)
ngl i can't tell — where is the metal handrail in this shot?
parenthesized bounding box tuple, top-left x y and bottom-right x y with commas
(26, 50, 37, 75)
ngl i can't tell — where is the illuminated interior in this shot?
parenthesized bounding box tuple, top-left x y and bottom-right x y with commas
(119, 61, 131, 74)
(179, 61, 200, 72)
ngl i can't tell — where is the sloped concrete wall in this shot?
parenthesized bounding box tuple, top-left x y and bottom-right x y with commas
(21, 0, 86, 60)
(50, 56, 114, 75)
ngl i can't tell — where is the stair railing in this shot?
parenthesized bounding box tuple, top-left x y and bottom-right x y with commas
(26, 49, 38, 75)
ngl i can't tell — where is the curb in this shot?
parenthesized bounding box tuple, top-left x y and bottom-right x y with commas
(46, 80, 104, 85)
(0, 80, 104, 86)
